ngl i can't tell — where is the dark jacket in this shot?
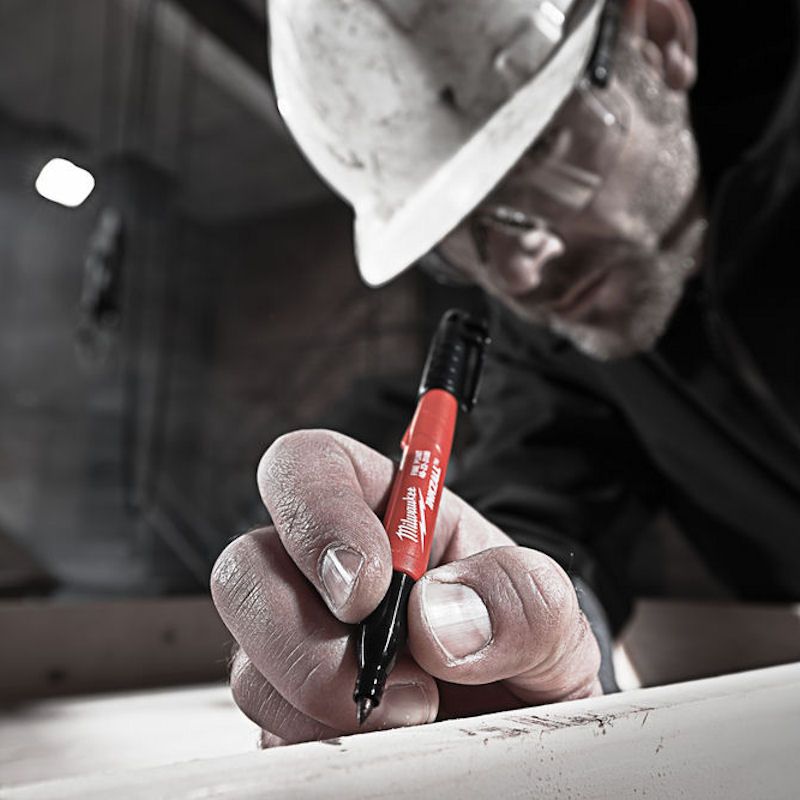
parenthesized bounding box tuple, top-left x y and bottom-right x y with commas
(454, 1, 800, 635)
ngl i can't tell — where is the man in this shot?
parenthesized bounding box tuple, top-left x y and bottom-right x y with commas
(211, 0, 800, 746)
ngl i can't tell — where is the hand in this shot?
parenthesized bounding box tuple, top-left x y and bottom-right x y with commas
(211, 430, 601, 747)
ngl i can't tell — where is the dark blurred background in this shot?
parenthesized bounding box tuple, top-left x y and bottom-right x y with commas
(0, 0, 482, 600)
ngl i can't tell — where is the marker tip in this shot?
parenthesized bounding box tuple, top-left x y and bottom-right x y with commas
(356, 697, 374, 726)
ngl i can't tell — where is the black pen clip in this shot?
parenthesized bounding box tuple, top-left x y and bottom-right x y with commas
(418, 309, 490, 413)
(587, 0, 623, 88)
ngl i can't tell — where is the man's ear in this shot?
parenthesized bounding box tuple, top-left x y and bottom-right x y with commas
(624, 0, 697, 90)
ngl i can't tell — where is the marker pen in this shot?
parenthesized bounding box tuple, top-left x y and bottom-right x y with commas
(353, 309, 489, 724)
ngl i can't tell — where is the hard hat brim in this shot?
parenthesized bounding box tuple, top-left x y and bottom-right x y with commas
(355, 0, 605, 287)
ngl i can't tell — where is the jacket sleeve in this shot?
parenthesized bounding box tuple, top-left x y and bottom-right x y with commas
(451, 305, 663, 645)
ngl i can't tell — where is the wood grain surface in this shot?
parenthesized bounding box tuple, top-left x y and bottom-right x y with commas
(3, 663, 799, 800)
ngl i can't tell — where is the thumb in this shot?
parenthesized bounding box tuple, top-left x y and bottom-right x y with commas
(407, 546, 602, 704)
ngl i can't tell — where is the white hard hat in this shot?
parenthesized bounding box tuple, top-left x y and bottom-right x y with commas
(269, 0, 606, 287)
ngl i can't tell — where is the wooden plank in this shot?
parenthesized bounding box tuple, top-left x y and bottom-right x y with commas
(0, 685, 258, 789)
(6, 663, 799, 800)
(0, 598, 232, 701)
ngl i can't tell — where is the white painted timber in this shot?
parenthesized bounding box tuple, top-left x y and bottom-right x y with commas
(5, 663, 800, 800)
(0, 685, 258, 788)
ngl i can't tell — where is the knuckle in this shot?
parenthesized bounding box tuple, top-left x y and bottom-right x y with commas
(210, 539, 244, 605)
(229, 649, 253, 705)
(209, 531, 267, 623)
(257, 430, 347, 536)
(229, 653, 282, 731)
(524, 551, 577, 623)
(272, 491, 314, 541)
(539, 612, 602, 697)
(475, 549, 600, 697)
(257, 431, 307, 495)
(493, 547, 574, 614)
(258, 429, 339, 489)
(488, 548, 579, 662)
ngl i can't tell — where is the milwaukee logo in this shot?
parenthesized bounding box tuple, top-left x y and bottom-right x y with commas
(394, 486, 427, 551)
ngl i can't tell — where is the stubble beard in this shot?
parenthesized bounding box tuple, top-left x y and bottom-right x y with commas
(498, 204, 707, 360)
(548, 238, 699, 360)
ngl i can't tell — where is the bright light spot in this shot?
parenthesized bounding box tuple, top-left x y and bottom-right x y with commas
(35, 158, 96, 208)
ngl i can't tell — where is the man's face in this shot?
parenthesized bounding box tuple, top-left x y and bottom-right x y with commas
(438, 32, 705, 360)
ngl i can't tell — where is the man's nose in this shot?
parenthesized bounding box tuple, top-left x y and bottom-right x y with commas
(494, 228, 565, 296)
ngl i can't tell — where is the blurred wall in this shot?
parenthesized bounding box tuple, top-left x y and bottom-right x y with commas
(0, 144, 429, 596)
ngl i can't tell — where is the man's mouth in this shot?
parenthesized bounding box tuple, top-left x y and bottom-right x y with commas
(547, 268, 611, 319)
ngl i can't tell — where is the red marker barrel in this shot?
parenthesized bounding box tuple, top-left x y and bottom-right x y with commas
(382, 389, 458, 581)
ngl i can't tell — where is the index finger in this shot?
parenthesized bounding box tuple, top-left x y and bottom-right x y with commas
(258, 429, 395, 623)
(258, 429, 510, 624)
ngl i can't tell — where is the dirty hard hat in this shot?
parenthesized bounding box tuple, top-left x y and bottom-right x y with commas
(269, 0, 606, 286)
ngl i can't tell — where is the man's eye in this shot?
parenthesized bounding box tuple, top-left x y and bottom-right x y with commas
(528, 127, 571, 161)
(535, 129, 559, 152)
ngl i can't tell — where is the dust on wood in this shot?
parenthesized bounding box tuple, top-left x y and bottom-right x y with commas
(465, 705, 656, 742)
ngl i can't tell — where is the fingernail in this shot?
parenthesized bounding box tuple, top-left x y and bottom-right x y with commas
(379, 683, 430, 728)
(319, 545, 363, 610)
(421, 581, 492, 661)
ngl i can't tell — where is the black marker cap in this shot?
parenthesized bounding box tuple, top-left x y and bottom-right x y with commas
(418, 309, 490, 412)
